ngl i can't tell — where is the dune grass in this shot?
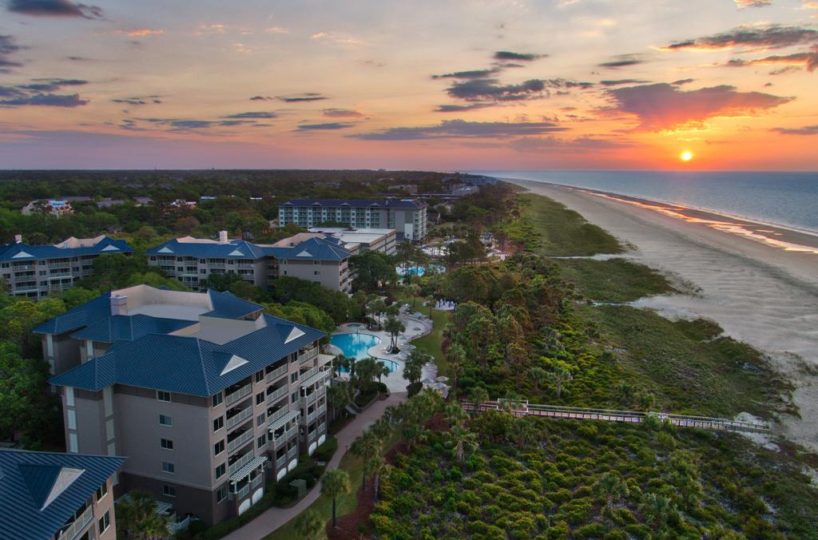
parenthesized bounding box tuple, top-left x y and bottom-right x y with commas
(558, 258, 676, 302)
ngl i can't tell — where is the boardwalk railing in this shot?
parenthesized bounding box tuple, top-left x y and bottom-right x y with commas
(461, 400, 771, 434)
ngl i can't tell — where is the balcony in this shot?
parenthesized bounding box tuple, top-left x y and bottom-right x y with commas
(300, 389, 323, 408)
(266, 386, 288, 405)
(227, 429, 254, 454)
(251, 474, 263, 489)
(234, 484, 250, 500)
(225, 383, 252, 407)
(287, 447, 298, 461)
(298, 347, 319, 364)
(226, 407, 253, 431)
(57, 504, 93, 540)
(227, 452, 256, 476)
(275, 454, 287, 470)
(267, 406, 289, 425)
(300, 367, 331, 389)
(265, 364, 288, 384)
(305, 404, 326, 425)
(272, 425, 298, 450)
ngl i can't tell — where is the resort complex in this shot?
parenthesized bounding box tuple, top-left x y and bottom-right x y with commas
(39, 285, 333, 525)
(0, 235, 134, 299)
(278, 198, 428, 242)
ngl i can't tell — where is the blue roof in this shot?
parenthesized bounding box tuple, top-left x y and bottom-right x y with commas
(281, 198, 425, 209)
(264, 237, 351, 262)
(205, 289, 264, 318)
(50, 314, 325, 396)
(147, 238, 266, 259)
(0, 236, 133, 262)
(0, 449, 124, 540)
(33, 292, 113, 335)
(70, 314, 195, 343)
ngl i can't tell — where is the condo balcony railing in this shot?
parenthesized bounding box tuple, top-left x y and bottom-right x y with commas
(227, 429, 254, 454)
(267, 406, 289, 425)
(227, 451, 255, 476)
(266, 385, 288, 405)
(265, 364, 288, 384)
(275, 454, 287, 470)
(234, 484, 250, 500)
(298, 347, 319, 364)
(305, 404, 326, 425)
(225, 383, 252, 407)
(273, 425, 298, 449)
(287, 446, 298, 460)
(251, 475, 263, 489)
(225, 407, 253, 431)
(57, 504, 93, 540)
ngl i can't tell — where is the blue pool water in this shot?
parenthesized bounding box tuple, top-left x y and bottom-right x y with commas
(330, 333, 398, 373)
(397, 265, 425, 277)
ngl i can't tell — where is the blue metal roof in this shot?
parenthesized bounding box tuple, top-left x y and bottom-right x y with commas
(147, 238, 266, 259)
(281, 198, 425, 209)
(50, 314, 325, 396)
(0, 236, 133, 262)
(263, 237, 351, 262)
(205, 290, 265, 318)
(70, 314, 195, 343)
(33, 292, 113, 335)
(0, 449, 124, 540)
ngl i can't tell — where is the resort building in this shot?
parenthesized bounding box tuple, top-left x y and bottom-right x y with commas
(278, 198, 428, 242)
(308, 227, 398, 256)
(0, 235, 134, 299)
(147, 231, 352, 293)
(0, 448, 124, 540)
(40, 285, 332, 525)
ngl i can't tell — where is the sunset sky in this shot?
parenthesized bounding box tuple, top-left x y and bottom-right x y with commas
(1, 0, 817, 170)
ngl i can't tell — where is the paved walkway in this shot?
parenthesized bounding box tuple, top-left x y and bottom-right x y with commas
(223, 391, 408, 540)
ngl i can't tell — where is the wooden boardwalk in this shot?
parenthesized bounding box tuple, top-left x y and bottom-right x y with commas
(461, 400, 771, 434)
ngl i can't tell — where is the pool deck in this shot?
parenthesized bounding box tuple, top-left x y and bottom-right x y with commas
(331, 305, 434, 393)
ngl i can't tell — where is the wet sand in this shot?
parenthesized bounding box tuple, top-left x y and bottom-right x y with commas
(510, 179, 818, 452)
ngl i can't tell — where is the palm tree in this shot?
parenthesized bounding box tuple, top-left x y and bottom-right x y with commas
(321, 469, 351, 529)
(294, 510, 325, 540)
(470, 387, 490, 411)
(548, 363, 573, 399)
(443, 401, 468, 429)
(384, 315, 405, 352)
(446, 343, 466, 390)
(327, 381, 353, 421)
(593, 472, 630, 511)
(448, 424, 478, 464)
(115, 491, 171, 540)
(528, 366, 547, 393)
(639, 493, 677, 532)
(350, 429, 383, 491)
(403, 350, 430, 387)
(332, 354, 350, 377)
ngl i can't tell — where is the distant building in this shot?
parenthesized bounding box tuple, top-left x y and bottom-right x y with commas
(133, 196, 153, 206)
(22, 199, 75, 217)
(96, 198, 126, 209)
(41, 285, 331, 526)
(147, 231, 352, 293)
(308, 227, 397, 256)
(279, 198, 427, 242)
(387, 184, 418, 195)
(0, 235, 134, 299)
(170, 199, 197, 209)
(0, 448, 124, 540)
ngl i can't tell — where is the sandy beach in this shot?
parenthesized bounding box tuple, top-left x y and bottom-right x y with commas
(509, 179, 818, 452)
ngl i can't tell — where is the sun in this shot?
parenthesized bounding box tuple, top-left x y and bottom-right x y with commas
(679, 150, 694, 162)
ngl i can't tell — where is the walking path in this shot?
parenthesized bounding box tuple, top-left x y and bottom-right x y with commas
(223, 391, 408, 540)
(462, 400, 771, 434)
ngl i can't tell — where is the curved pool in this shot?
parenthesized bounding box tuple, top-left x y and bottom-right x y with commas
(330, 333, 398, 373)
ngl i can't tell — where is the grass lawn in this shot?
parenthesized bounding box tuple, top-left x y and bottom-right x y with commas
(558, 258, 676, 302)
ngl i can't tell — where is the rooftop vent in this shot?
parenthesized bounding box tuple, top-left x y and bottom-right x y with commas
(110, 295, 128, 316)
(219, 230, 228, 243)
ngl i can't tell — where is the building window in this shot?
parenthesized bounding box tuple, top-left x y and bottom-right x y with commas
(216, 463, 226, 479)
(257, 435, 266, 449)
(162, 462, 175, 474)
(214, 440, 224, 455)
(256, 392, 264, 405)
(160, 438, 174, 450)
(291, 392, 299, 404)
(157, 390, 171, 402)
(95, 482, 108, 501)
(290, 373, 298, 383)
(217, 485, 228, 503)
(159, 414, 172, 426)
(212, 392, 223, 407)
(163, 485, 176, 498)
(255, 371, 263, 383)
(213, 416, 224, 432)
(98, 511, 110, 534)
(257, 414, 265, 427)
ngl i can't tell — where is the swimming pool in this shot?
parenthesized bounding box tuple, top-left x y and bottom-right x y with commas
(330, 333, 398, 373)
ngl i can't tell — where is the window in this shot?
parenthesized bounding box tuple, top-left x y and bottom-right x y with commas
(216, 463, 226, 478)
(290, 372, 298, 383)
(217, 485, 228, 503)
(163, 485, 176, 497)
(214, 440, 224, 455)
(161, 438, 174, 450)
(212, 392, 223, 407)
(257, 414, 265, 427)
(162, 461, 175, 474)
(157, 390, 171, 402)
(213, 416, 224, 432)
(291, 392, 299, 404)
(95, 482, 108, 501)
(257, 435, 266, 449)
(98, 511, 110, 534)
(255, 371, 263, 383)
(159, 414, 172, 426)
(256, 392, 264, 405)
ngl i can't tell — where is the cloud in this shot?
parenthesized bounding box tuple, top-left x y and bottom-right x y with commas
(445, 77, 591, 103)
(607, 83, 792, 130)
(664, 25, 818, 51)
(434, 103, 494, 112)
(510, 136, 630, 152)
(277, 93, 327, 103)
(7, 0, 103, 18)
(599, 55, 644, 68)
(772, 124, 818, 135)
(726, 45, 818, 72)
(0, 35, 24, 72)
(0, 93, 88, 107)
(322, 108, 364, 118)
(297, 122, 355, 130)
(118, 28, 164, 38)
(223, 111, 277, 119)
(352, 119, 565, 140)
(493, 51, 544, 61)
(20, 78, 87, 92)
(310, 31, 363, 46)
(672, 78, 695, 85)
(735, 0, 772, 6)
(599, 79, 650, 86)
(112, 96, 162, 106)
(135, 117, 263, 131)
(250, 95, 273, 101)
(432, 68, 501, 80)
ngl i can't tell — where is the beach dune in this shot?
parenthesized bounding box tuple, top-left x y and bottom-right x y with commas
(511, 179, 818, 452)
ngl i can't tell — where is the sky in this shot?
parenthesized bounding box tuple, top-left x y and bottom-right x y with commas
(1, 0, 817, 170)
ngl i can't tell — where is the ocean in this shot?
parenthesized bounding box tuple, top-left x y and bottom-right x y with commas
(478, 171, 818, 236)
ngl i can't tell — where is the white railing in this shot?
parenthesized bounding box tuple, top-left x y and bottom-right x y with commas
(266, 386, 288, 405)
(306, 404, 326, 425)
(300, 391, 320, 408)
(273, 426, 298, 449)
(265, 364, 288, 383)
(299, 347, 319, 364)
(227, 430, 254, 454)
(58, 504, 93, 540)
(235, 484, 250, 500)
(228, 452, 256, 476)
(225, 384, 252, 406)
(287, 447, 298, 460)
(251, 475, 263, 489)
(226, 407, 253, 430)
(275, 455, 287, 470)
(268, 407, 289, 425)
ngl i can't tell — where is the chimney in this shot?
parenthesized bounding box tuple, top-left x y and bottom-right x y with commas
(110, 295, 128, 316)
(218, 230, 228, 243)
(14, 234, 22, 244)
